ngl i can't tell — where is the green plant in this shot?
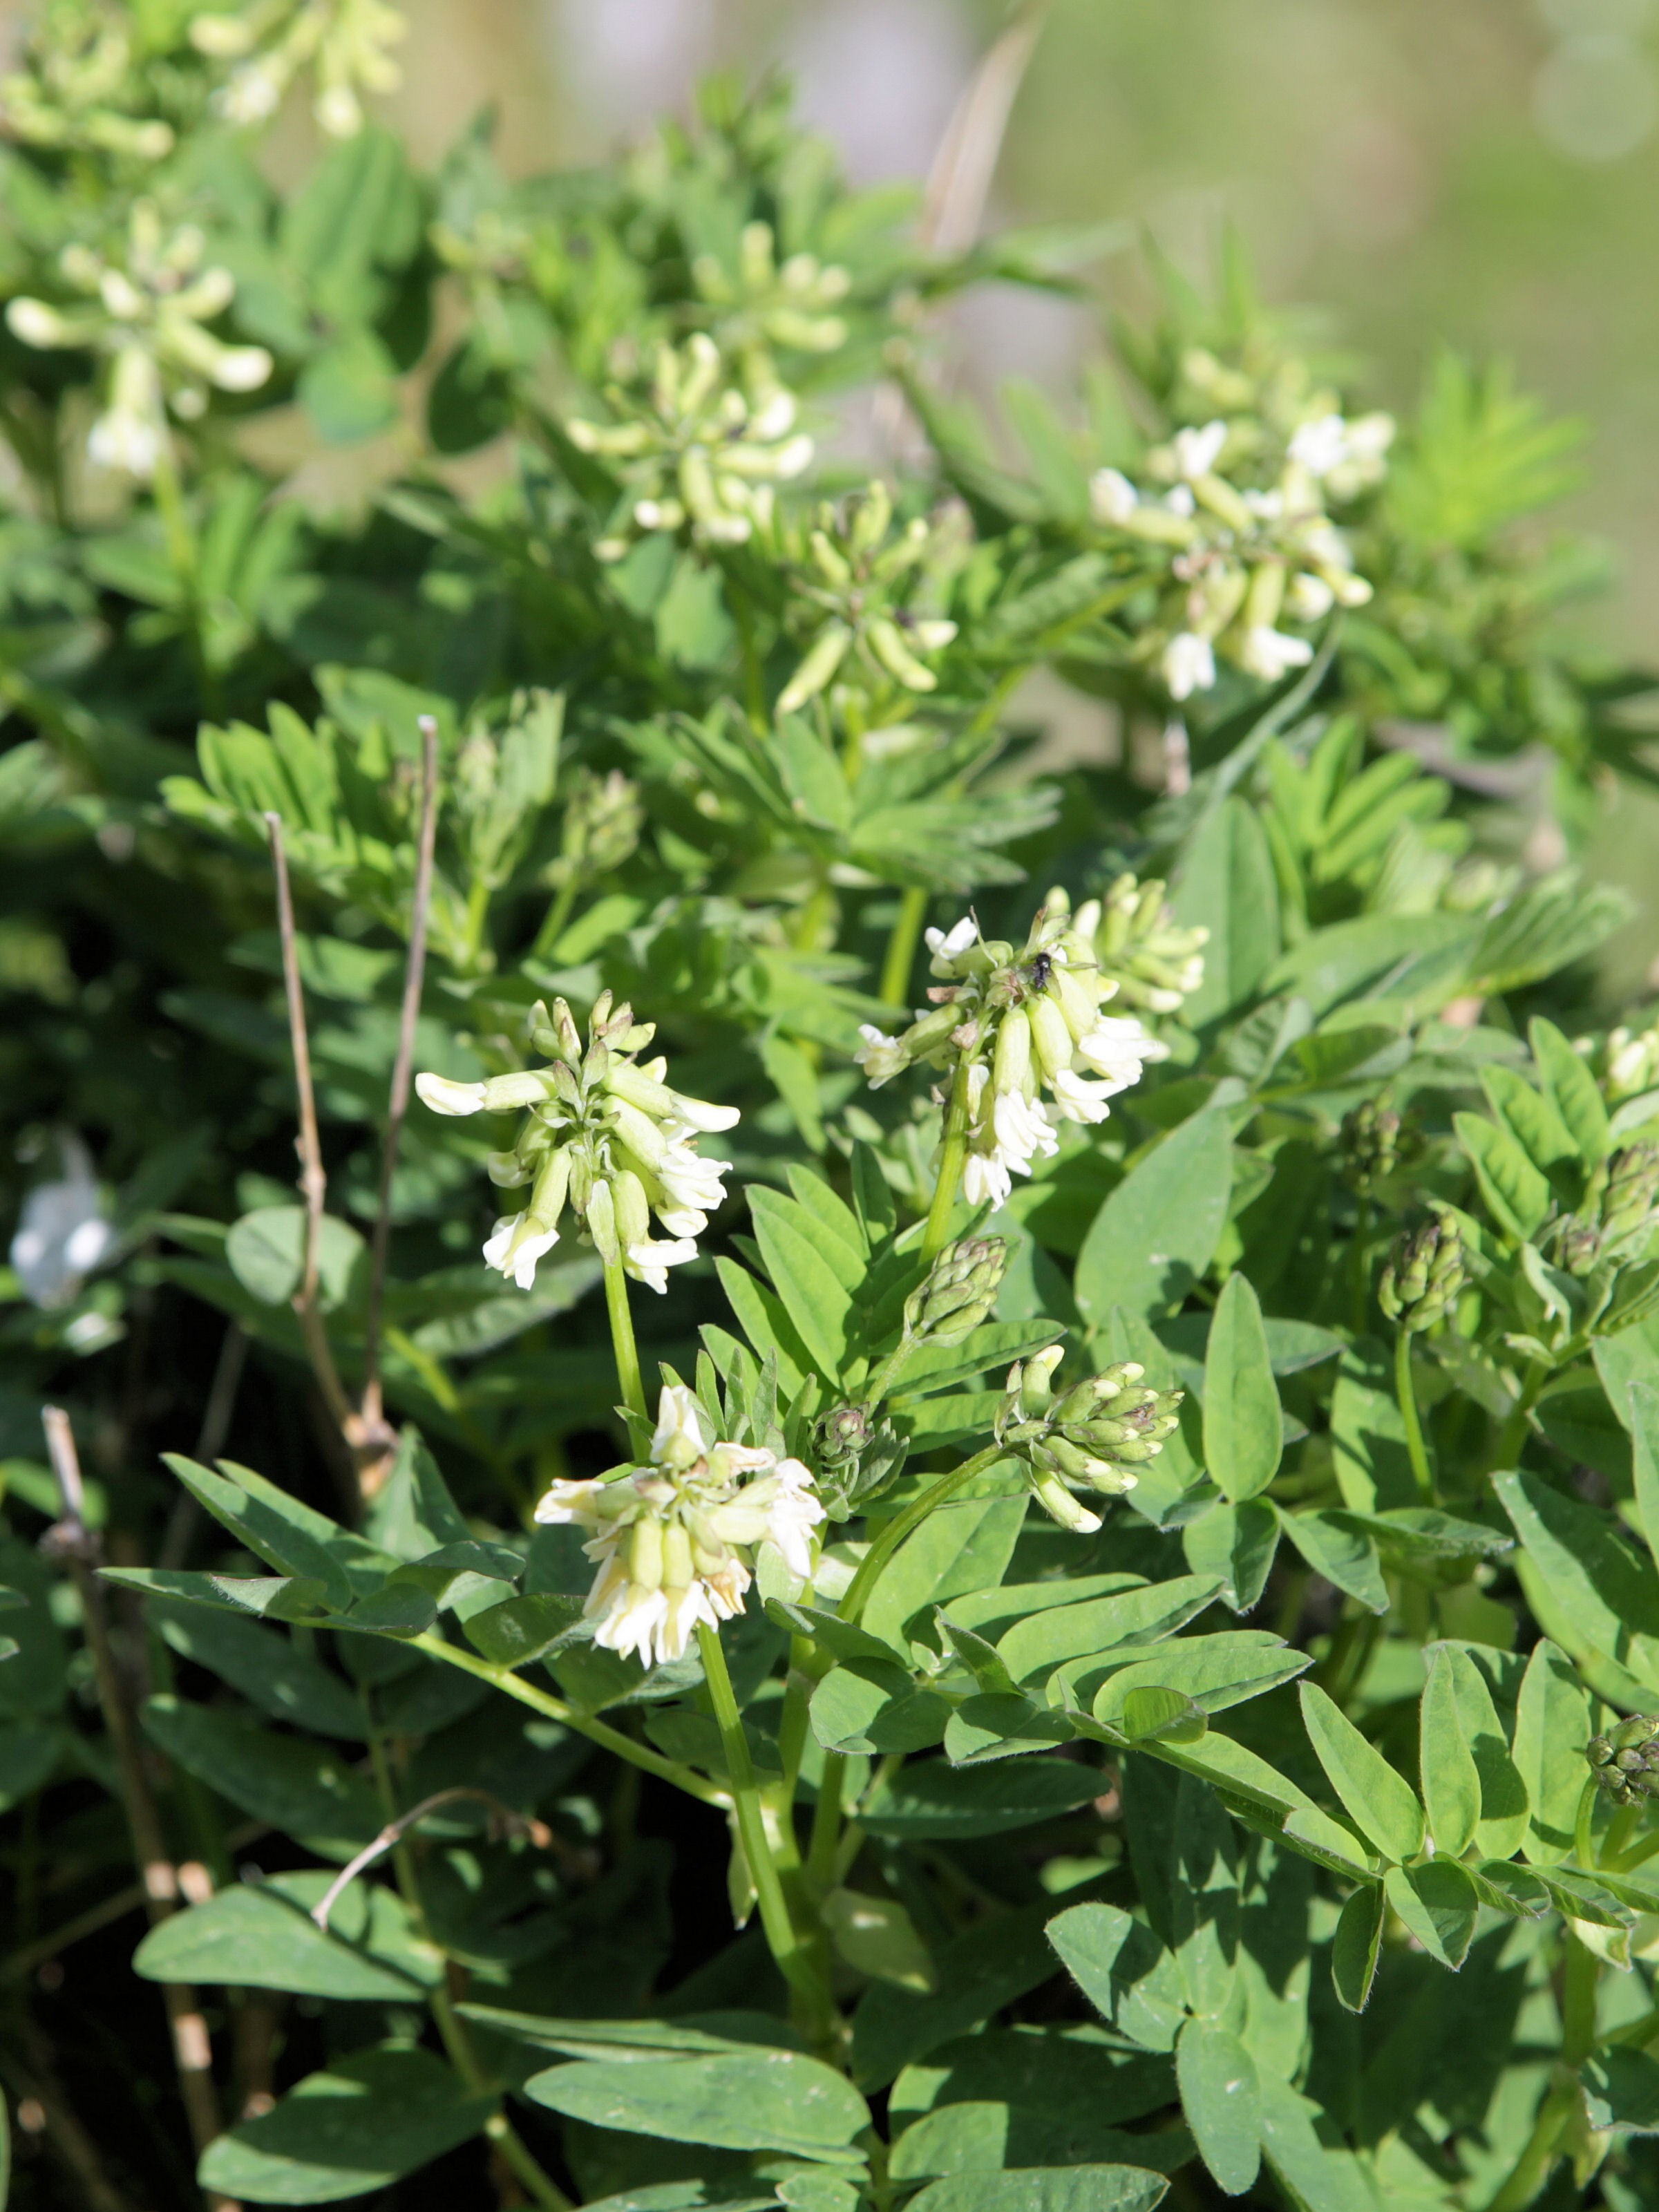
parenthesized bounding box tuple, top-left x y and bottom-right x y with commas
(6, 6, 1659, 2211)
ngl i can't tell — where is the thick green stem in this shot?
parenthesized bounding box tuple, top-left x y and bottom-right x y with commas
(410, 1632, 726, 1806)
(1489, 1361, 1549, 1475)
(1575, 1775, 1599, 1871)
(805, 1752, 848, 1893)
(1483, 1932, 1599, 2212)
(921, 1055, 976, 1263)
(531, 876, 581, 963)
(1394, 1329, 1434, 1505)
(1348, 1195, 1372, 1336)
(602, 1251, 648, 1425)
(150, 441, 218, 717)
(696, 1623, 831, 2042)
(839, 1444, 1005, 1626)
(880, 887, 929, 1012)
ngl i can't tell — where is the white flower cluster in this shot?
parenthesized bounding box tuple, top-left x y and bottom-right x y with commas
(567, 333, 813, 563)
(777, 479, 961, 713)
(6, 200, 272, 478)
(416, 991, 737, 1296)
(690, 219, 851, 365)
(856, 898, 1167, 1211)
(0, 2, 176, 162)
(535, 1383, 824, 1667)
(190, 0, 406, 138)
(1090, 401, 1393, 703)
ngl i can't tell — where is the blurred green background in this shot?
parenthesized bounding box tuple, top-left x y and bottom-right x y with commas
(16, 0, 1659, 987)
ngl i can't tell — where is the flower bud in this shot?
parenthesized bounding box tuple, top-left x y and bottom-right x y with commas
(1378, 1207, 1466, 1334)
(1589, 1715, 1659, 1803)
(903, 1236, 1009, 1345)
(1340, 1100, 1402, 1196)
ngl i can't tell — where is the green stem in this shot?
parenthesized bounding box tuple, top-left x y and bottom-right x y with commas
(1609, 1824, 1659, 1874)
(921, 1055, 976, 1263)
(602, 1251, 648, 1425)
(696, 1623, 831, 2041)
(409, 1632, 727, 1806)
(1394, 1329, 1434, 1505)
(1575, 1775, 1599, 1871)
(792, 875, 835, 953)
(1490, 1361, 1549, 1475)
(1483, 1931, 1599, 2212)
(462, 876, 492, 971)
(1605, 1803, 1641, 1866)
(1348, 1195, 1372, 1336)
(805, 1752, 847, 1893)
(364, 1714, 571, 2211)
(880, 887, 929, 1012)
(839, 1444, 1005, 1626)
(531, 876, 581, 963)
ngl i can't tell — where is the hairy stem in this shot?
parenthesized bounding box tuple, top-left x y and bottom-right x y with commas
(1483, 1931, 1599, 2212)
(880, 888, 928, 1013)
(839, 1443, 1006, 1626)
(921, 1054, 976, 1263)
(1394, 1329, 1434, 1505)
(1489, 1361, 1550, 1475)
(602, 1251, 648, 1425)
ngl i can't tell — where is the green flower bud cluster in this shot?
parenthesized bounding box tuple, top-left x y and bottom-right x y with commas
(1340, 1099, 1403, 1197)
(415, 990, 739, 1296)
(1378, 1206, 1466, 1334)
(775, 480, 965, 713)
(902, 1236, 1009, 1348)
(857, 897, 1168, 1213)
(567, 332, 813, 563)
(190, 0, 406, 138)
(1088, 361, 1392, 705)
(994, 1348, 1183, 1533)
(1584, 1142, 1659, 1259)
(544, 768, 644, 894)
(812, 1401, 908, 1521)
(5, 200, 272, 480)
(0, 0, 178, 160)
(1073, 873, 1208, 1015)
(689, 218, 851, 367)
(1588, 1714, 1659, 1806)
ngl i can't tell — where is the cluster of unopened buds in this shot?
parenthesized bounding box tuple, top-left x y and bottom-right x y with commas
(690, 219, 851, 366)
(1378, 1206, 1466, 1334)
(415, 992, 738, 1295)
(1089, 400, 1392, 703)
(190, 0, 406, 136)
(567, 333, 813, 562)
(995, 1349, 1184, 1533)
(1081, 873, 1207, 1015)
(1551, 1143, 1659, 1282)
(6, 200, 272, 478)
(0, 0, 176, 160)
(1588, 1714, 1659, 1807)
(776, 479, 963, 712)
(535, 1383, 824, 1667)
(856, 896, 1168, 1209)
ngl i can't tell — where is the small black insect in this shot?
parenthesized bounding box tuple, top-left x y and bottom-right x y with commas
(1026, 950, 1054, 994)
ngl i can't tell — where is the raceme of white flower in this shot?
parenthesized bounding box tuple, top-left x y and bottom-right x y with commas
(855, 896, 1168, 1211)
(534, 1383, 825, 1667)
(566, 333, 813, 561)
(1076, 873, 1208, 1016)
(1086, 394, 1394, 703)
(776, 478, 963, 712)
(191, 0, 406, 137)
(691, 218, 851, 362)
(415, 990, 739, 1295)
(5, 200, 272, 478)
(9, 1131, 116, 1309)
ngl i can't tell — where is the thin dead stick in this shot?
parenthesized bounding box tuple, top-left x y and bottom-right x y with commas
(263, 812, 357, 1446)
(359, 714, 440, 1462)
(39, 1408, 232, 2209)
(311, 1787, 551, 1931)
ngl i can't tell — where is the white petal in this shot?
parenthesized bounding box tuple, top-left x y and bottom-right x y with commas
(417, 1072, 488, 1116)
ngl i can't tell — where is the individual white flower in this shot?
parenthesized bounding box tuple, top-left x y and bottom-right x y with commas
(626, 1237, 698, 1294)
(415, 1072, 489, 1116)
(1074, 1014, 1170, 1091)
(1285, 571, 1336, 622)
(1170, 419, 1228, 480)
(1239, 626, 1314, 682)
(991, 1086, 1059, 1173)
(1090, 466, 1140, 526)
(1047, 1068, 1119, 1124)
(855, 1024, 907, 1087)
(1288, 413, 1349, 478)
(925, 916, 978, 963)
(1162, 632, 1216, 700)
(10, 1134, 115, 1309)
(1164, 483, 1197, 518)
(482, 1215, 559, 1290)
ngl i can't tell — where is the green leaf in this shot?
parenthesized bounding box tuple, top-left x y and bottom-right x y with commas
(1170, 796, 1280, 1025)
(462, 1591, 587, 1667)
(149, 1600, 364, 1739)
(747, 1185, 862, 1383)
(1073, 1111, 1233, 1327)
(1175, 2018, 1260, 2198)
(903, 2173, 1167, 2212)
(134, 1879, 428, 2001)
(853, 1906, 1061, 2088)
(1631, 1380, 1659, 1556)
(1045, 1903, 1188, 2054)
(1256, 2077, 1378, 2212)
(889, 2030, 1181, 2181)
(1513, 1635, 1592, 1864)
(198, 2045, 493, 2202)
(225, 1206, 365, 1310)
(822, 1889, 938, 1992)
(811, 1659, 951, 1755)
(1298, 1683, 1425, 1864)
(525, 2050, 869, 2161)
(1453, 1112, 1553, 1242)
(1383, 1860, 1479, 1970)
(1088, 1632, 1309, 1730)
(1276, 1509, 1387, 1614)
(102, 1567, 331, 1621)
(1180, 1501, 1279, 1614)
(1119, 1687, 1207, 1744)
(1329, 1884, 1384, 2013)
(298, 328, 401, 444)
(861, 1757, 1101, 1837)
(1582, 2050, 1659, 2132)
(1329, 1341, 1419, 1513)
(1479, 1064, 1577, 1178)
(1419, 1647, 1480, 1859)
(0, 1719, 62, 1810)
(1494, 1467, 1659, 1688)
(140, 1696, 381, 1859)
(1202, 1273, 1282, 1500)
(862, 1481, 1027, 1654)
(0, 1535, 65, 1720)
(995, 1575, 1222, 1687)
(364, 1426, 473, 1558)
(901, 2173, 1169, 2212)
(1530, 1017, 1609, 1162)
(1439, 1643, 1530, 1860)
(161, 1456, 355, 1612)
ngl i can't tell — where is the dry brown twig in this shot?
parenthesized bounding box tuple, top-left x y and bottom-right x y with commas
(310, 1786, 553, 1933)
(39, 1407, 234, 2210)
